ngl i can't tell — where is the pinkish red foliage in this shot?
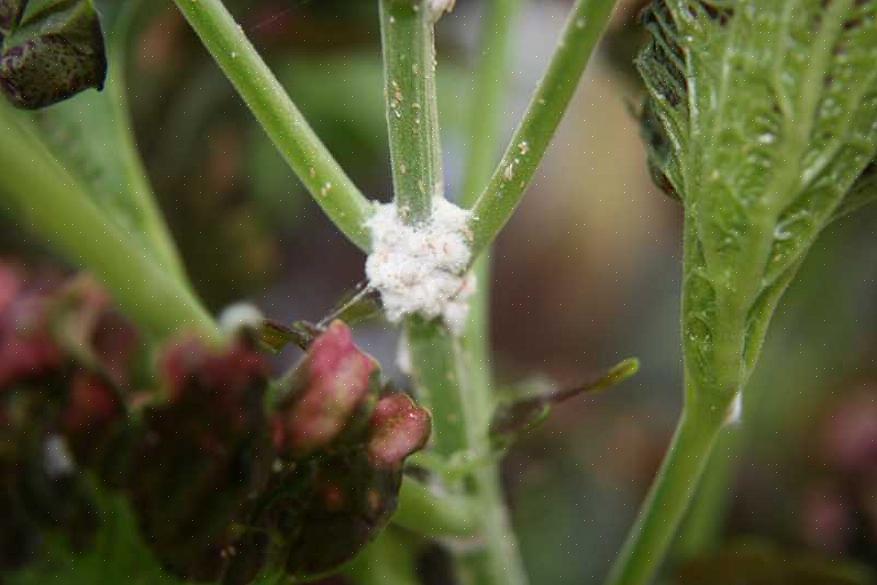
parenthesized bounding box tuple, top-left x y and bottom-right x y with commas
(367, 393, 431, 469)
(272, 320, 377, 456)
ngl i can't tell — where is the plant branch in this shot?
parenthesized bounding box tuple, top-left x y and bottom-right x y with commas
(468, 0, 618, 255)
(460, 0, 521, 209)
(0, 109, 220, 342)
(379, 0, 444, 223)
(405, 316, 470, 456)
(603, 393, 727, 585)
(394, 477, 478, 537)
(172, 0, 373, 250)
(457, 2, 528, 584)
(107, 1, 189, 282)
(674, 428, 737, 559)
(344, 528, 421, 585)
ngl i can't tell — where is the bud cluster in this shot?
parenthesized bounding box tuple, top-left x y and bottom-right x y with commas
(0, 263, 430, 583)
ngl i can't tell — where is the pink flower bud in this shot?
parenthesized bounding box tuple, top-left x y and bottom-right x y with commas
(272, 321, 377, 456)
(367, 393, 431, 468)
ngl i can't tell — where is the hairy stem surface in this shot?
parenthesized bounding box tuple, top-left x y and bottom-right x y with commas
(380, 0, 444, 223)
(394, 478, 478, 538)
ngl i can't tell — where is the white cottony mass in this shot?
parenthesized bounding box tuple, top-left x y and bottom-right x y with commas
(365, 197, 475, 335)
(428, 0, 456, 21)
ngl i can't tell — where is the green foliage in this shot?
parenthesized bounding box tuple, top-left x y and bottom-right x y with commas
(677, 543, 874, 585)
(639, 0, 877, 407)
(26, 0, 184, 277)
(834, 159, 877, 219)
(0, 0, 106, 109)
(6, 484, 183, 585)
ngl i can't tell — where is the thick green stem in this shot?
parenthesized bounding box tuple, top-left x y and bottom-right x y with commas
(603, 395, 726, 585)
(106, 3, 188, 282)
(379, 0, 444, 223)
(172, 0, 373, 250)
(394, 478, 478, 538)
(469, 0, 618, 255)
(405, 317, 470, 456)
(378, 3, 526, 584)
(0, 110, 219, 342)
(460, 0, 521, 209)
(674, 428, 737, 559)
(344, 528, 421, 585)
(457, 2, 528, 585)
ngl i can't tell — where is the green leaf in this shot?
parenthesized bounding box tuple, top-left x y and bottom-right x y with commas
(1, 0, 186, 280)
(677, 542, 874, 585)
(639, 0, 877, 407)
(5, 483, 184, 585)
(0, 0, 27, 31)
(0, 0, 106, 109)
(833, 158, 877, 219)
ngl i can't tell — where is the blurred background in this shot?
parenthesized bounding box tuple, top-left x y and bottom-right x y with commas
(2, 0, 876, 582)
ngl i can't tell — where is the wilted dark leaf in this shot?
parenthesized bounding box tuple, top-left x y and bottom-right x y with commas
(125, 337, 271, 581)
(0, 0, 26, 32)
(0, 0, 106, 109)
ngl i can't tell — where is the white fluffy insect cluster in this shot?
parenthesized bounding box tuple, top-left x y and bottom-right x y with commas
(366, 197, 475, 335)
(428, 0, 456, 21)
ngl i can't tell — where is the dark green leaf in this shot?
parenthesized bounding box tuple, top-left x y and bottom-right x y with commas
(0, 0, 27, 32)
(5, 482, 184, 585)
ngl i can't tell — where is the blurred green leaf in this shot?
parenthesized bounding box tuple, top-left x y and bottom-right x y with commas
(5, 482, 183, 585)
(677, 543, 874, 585)
(1, 0, 185, 278)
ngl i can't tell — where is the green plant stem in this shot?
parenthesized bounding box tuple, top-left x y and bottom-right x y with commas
(405, 316, 469, 456)
(460, 0, 521, 209)
(674, 428, 737, 559)
(604, 394, 726, 585)
(0, 109, 220, 342)
(378, 2, 527, 583)
(468, 0, 618, 255)
(378, 0, 461, 450)
(106, 2, 188, 282)
(379, 0, 444, 223)
(343, 528, 421, 585)
(456, 2, 528, 585)
(394, 478, 478, 537)
(172, 0, 373, 250)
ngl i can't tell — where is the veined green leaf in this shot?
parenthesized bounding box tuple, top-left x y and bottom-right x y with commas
(834, 158, 877, 219)
(639, 0, 877, 405)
